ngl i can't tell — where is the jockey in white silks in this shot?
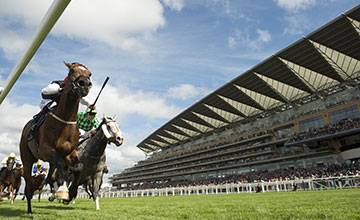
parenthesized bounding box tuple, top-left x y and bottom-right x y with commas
(40, 77, 92, 109)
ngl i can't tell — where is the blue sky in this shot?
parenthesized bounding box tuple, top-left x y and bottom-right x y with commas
(0, 0, 359, 184)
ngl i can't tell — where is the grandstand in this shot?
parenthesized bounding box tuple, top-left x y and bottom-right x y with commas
(110, 5, 360, 190)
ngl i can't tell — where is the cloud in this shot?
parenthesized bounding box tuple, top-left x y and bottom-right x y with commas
(166, 83, 209, 100)
(161, 0, 184, 12)
(283, 14, 311, 35)
(274, 0, 316, 12)
(228, 36, 237, 49)
(0, 0, 185, 57)
(0, 100, 38, 160)
(84, 83, 181, 124)
(228, 28, 271, 50)
(205, 0, 246, 19)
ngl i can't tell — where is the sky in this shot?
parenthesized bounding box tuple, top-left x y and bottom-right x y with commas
(0, 0, 359, 187)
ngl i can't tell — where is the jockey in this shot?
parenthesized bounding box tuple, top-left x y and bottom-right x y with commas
(77, 107, 99, 139)
(0, 152, 20, 174)
(39, 76, 92, 109)
(1, 152, 20, 166)
(28, 73, 94, 141)
(33, 160, 45, 176)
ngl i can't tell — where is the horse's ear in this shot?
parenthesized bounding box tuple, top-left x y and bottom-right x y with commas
(64, 62, 72, 69)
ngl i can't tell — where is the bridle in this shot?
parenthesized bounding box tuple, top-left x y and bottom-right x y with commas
(68, 69, 91, 93)
(104, 118, 123, 144)
(65, 63, 92, 97)
(49, 63, 92, 125)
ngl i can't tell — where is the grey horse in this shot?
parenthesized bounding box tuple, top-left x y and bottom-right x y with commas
(53, 116, 123, 209)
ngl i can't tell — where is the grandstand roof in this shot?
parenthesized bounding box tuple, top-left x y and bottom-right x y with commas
(138, 5, 360, 153)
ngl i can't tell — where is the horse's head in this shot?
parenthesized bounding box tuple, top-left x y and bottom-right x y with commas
(101, 116, 124, 147)
(64, 62, 92, 98)
(6, 157, 15, 171)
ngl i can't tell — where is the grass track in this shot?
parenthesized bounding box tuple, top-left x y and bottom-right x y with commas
(0, 189, 359, 220)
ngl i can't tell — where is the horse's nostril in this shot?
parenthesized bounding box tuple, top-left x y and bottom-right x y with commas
(78, 80, 85, 87)
(88, 82, 92, 87)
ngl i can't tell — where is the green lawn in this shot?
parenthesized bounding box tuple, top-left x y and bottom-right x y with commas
(0, 189, 359, 220)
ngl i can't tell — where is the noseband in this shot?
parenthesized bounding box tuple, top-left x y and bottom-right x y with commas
(67, 69, 91, 96)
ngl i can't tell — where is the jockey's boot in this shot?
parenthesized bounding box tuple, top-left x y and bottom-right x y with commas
(27, 111, 43, 141)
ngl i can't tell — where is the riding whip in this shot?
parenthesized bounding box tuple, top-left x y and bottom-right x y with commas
(92, 76, 109, 107)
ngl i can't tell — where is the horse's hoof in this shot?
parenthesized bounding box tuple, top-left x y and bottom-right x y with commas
(48, 196, 55, 202)
(56, 191, 69, 200)
(74, 163, 83, 172)
(63, 200, 70, 205)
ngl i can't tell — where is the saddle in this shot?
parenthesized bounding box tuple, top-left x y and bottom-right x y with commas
(27, 102, 56, 158)
(27, 111, 48, 142)
(27, 101, 56, 142)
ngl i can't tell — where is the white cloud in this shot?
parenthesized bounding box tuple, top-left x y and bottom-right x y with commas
(257, 29, 271, 43)
(0, 100, 38, 160)
(166, 83, 209, 100)
(283, 14, 311, 35)
(228, 28, 271, 50)
(274, 0, 316, 12)
(0, 0, 185, 57)
(228, 36, 237, 49)
(161, 0, 184, 12)
(83, 83, 181, 124)
(206, 0, 246, 19)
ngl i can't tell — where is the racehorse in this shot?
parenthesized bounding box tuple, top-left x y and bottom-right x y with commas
(0, 157, 16, 203)
(64, 116, 123, 210)
(13, 164, 23, 200)
(22, 168, 47, 202)
(19, 62, 92, 213)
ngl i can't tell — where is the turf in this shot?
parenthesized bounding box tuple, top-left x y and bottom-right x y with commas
(0, 189, 359, 220)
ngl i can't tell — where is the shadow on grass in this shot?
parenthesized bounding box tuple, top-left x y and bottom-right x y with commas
(34, 204, 89, 211)
(0, 207, 35, 219)
(34, 205, 76, 210)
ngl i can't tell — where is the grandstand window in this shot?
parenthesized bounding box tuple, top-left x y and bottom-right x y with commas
(299, 116, 324, 132)
(328, 105, 360, 124)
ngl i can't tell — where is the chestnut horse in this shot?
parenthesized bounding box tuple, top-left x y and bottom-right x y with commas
(22, 168, 47, 202)
(13, 164, 23, 200)
(0, 157, 16, 203)
(19, 62, 92, 213)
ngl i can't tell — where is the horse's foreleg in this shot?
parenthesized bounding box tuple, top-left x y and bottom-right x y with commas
(14, 187, 19, 200)
(0, 184, 4, 202)
(49, 152, 69, 200)
(64, 151, 83, 202)
(45, 164, 55, 186)
(89, 179, 95, 199)
(67, 171, 80, 202)
(8, 185, 14, 204)
(50, 153, 66, 186)
(38, 189, 42, 202)
(23, 172, 34, 213)
(92, 172, 103, 210)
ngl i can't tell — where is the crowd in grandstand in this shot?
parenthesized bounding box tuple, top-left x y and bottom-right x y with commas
(288, 117, 360, 143)
(125, 161, 359, 190)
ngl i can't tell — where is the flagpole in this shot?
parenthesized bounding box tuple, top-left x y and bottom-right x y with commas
(0, 0, 71, 105)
